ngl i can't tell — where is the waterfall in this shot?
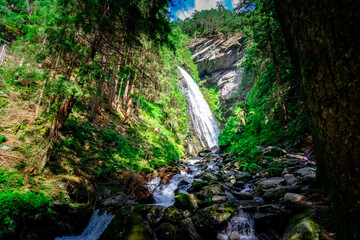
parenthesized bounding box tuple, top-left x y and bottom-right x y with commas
(55, 210, 114, 240)
(218, 209, 258, 240)
(178, 66, 220, 149)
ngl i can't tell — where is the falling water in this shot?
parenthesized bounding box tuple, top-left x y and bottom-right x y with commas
(218, 209, 258, 240)
(178, 66, 220, 149)
(55, 210, 114, 240)
(147, 158, 204, 207)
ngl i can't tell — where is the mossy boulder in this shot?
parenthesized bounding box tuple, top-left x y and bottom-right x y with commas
(156, 222, 178, 239)
(188, 180, 209, 193)
(281, 217, 319, 240)
(100, 213, 152, 240)
(174, 193, 198, 210)
(192, 203, 236, 231)
(164, 206, 182, 223)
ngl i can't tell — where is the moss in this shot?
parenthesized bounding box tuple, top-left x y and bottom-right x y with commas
(164, 206, 181, 223)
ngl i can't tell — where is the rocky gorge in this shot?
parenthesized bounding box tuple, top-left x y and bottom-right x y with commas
(90, 146, 328, 240)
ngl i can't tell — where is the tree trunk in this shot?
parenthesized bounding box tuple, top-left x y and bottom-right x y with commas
(34, 56, 59, 122)
(122, 76, 130, 110)
(124, 75, 136, 124)
(135, 77, 142, 115)
(274, 0, 360, 238)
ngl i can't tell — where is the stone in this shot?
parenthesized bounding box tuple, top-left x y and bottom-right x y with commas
(164, 206, 182, 223)
(198, 172, 218, 182)
(284, 174, 298, 185)
(156, 222, 178, 239)
(296, 167, 316, 176)
(188, 180, 209, 193)
(174, 193, 198, 210)
(201, 184, 225, 201)
(232, 191, 254, 200)
(262, 146, 286, 157)
(192, 204, 236, 231)
(281, 217, 319, 240)
(147, 207, 165, 225)
(212, 195, 228, 204)
(102, 194, 127, 207)
(282, 168, 289, 176)
(263, 187, 287, 201)
(230, 178, 236, 185)
(256, 177, 284, 193)
(233, 161, 241, 169)
(181, 218, 203, 240)
(284, 193, 305, 203)
(234, 172, 251, 180)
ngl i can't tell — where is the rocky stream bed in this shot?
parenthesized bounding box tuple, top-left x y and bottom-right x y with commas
(61, 146, 332, 240)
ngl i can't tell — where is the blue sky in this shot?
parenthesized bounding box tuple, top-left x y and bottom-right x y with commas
(170, 0, 240, 21)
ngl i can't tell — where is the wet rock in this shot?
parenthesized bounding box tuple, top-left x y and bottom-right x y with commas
(101, 194, 127, 207)
(296, 167, 315, 176)
(284, 174, 298, 186)
(212, 195, 228, 204)
(156, 222, 178, 239)
(233, 191, 254, 200)
(230, 178, 236, 185)
(101, 213, 152, 240)
(198, 150, 210, 157)
(188, 180, 209, 193)
(283, 159, 303, 167)
(282, 168, 289, 176)
(258, 204, 282, 214)
(296, 167, 316, 184)
(178, 180, 191, 187)
(174, 193, 198, 210)
(192, 204, 236, 232)
(263, 187, 287, 201)
(281, 217, 319, 240)
(284, 193, 305, 203)
(181, 218, 203, 240)
(262, 146, 287, 157)
(198, 172, 218, 182)
(234, 172, 252, 181)
(200, 184, 225, 201)
(147, 207, 165, 225)
(256, 177, 284, 193)
(164, 206, 182, 223)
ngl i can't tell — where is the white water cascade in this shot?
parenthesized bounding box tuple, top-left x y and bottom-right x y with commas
(178, 66, 220, 149)
(218, 209, 258, 240)
(55, 210, 114, 240)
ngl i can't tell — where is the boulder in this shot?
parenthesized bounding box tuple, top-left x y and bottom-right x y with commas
(234, 172, 252, 180)
(281, 217, 319, 240)
(164, 206, 182, 223)
(284, 174, 298, 186)
(296, 167, 315, 176)
(188, 181, 209, 193)
(174, 193, 198, 210)
(256, 177, 284, 193)
(156, 222, 178, 240)
(198, 172, 218, 182)
(147, 206, 165, 226)
(232, 191, 254, 200)
(284, 193, 305, 203)
(192, 204, 236, 231)
(181, 218, 203, 240)
(212, 195, 228, 204)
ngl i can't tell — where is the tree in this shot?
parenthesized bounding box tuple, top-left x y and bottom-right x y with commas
(273, 0, 360, 238)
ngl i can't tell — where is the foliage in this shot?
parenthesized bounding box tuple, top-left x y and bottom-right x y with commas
(175, 4, 242, 37)
(219, 0, 307, 172)
(200, 86, 223, 124)
(0, 134, 6, 143)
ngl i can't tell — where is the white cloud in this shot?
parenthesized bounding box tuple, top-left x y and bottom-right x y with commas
(177, 0, 225, 20)
(232, 0, 241, 8)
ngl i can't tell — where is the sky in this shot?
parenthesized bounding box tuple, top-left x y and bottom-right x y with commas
(170, 0, 241, 21)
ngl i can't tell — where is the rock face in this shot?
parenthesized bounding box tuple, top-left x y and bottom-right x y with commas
(188, 34, 249, 118)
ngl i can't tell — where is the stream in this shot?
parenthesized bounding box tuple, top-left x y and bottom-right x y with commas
(55, 67, 259, 240)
